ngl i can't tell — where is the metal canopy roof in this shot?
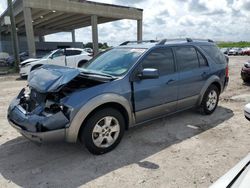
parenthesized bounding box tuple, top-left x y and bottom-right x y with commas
(0, 0, 143, 36)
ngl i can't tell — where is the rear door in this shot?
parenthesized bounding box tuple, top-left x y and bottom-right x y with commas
(133, 47, 179, 123)
(65, 49, 82, 67)
(174, 46, 210, 109)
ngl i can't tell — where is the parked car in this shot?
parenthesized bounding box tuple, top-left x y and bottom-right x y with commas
(242, 47, 250, 56)
(19, 48, 92, 78)
(0, 52, 9, 67)
(244, 103, 250, 121)
(8, 39, 229, 154)
(220, 48, 229, 55)
(6, 52, 30, 66)
(228, 48, 242, 56)
(211, 104, 250, 187)
(241, 61, 250, 82)
(210, 153, 250, 188)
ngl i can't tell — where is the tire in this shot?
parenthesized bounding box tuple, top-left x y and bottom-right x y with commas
(78, 60, 88, 68)
(80, 108, 125, 155)
(199, 85, 219, 115)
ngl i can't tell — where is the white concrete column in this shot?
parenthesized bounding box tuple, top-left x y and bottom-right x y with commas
(91, 15, 99, 56)
(23, 7, 36, 57)
(39, 35, 45, 42)
(71, 30, 76, 42)
(137, 19, 143, 41)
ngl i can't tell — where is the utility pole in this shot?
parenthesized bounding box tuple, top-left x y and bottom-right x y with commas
(8, 0, 20, 70)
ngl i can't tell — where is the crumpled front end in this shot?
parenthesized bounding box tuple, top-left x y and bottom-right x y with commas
(8, 65, 109, 143)
(7, 87, 70, 143)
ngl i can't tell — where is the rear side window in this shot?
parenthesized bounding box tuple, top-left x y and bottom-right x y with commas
(197, 50, 208, 67)
(66, 50, 82, 56)
(175, 46, 199, 71)
(142, 48, 175, 75)
(200, 45, 227, 64)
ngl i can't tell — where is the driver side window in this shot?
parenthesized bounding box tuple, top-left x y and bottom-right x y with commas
(142, 48, 175, 76)
(51, 50, 64, 58)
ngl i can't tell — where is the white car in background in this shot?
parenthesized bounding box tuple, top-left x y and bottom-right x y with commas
(19, 48, 92, 78)
(210, 105, 250, 188)
(210, 153, 250, 188)
(244, 103, 250, 121)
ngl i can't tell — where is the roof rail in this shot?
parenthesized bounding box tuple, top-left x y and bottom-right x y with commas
(157, 38, 193, 45)
(190, 38, 214, 43)
(119, 40, 158, 46)
(157, 38, 214, 45)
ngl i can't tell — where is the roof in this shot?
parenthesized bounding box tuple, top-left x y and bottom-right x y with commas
(0, 0, 143, 36)
(118, 38, 215, 49)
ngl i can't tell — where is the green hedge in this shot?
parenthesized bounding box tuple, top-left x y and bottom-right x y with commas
(217, 41, 250, 48)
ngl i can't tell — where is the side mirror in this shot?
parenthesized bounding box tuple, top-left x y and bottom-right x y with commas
(138, 68, 159, 79)
(49, 55, 53, 59)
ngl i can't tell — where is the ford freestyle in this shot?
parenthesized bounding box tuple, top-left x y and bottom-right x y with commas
(7, 39, 229, 154)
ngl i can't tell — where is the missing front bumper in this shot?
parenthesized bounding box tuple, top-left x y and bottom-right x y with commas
(9, 120, 66, 143)
(7, 89, 70, 142)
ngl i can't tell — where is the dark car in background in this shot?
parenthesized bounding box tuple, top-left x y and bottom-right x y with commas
(220, 48, 229, 55)
(6, 52, 29, 66)
(241, 61, 250, 82)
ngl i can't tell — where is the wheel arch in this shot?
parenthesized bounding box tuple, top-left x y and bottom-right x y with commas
(30, 64, 43, 72)
(77, 102, 130, 139)
(65, 94, 134, 143)
(77, 59, 89, 67)
(197, 76, 222, 106)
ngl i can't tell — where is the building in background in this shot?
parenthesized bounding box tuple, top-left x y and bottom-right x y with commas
(0, 0, 143, 57)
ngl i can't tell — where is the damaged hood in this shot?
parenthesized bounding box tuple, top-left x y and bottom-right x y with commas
(28, 65, 80, 93)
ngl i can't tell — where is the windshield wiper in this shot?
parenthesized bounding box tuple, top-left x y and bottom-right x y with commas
(80, 71, 117, 79)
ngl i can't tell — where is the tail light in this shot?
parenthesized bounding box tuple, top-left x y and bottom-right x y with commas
(226, 64, 229, 78)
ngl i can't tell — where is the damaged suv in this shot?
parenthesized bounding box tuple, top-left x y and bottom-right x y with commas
(8, 39, 229, 154)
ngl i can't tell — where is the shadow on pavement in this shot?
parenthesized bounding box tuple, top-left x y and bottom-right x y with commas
(0, 106, 234, 187)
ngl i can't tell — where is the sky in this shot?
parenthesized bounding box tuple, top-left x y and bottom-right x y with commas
(0, 0, 250, 46)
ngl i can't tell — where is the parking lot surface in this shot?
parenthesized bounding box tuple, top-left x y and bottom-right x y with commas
(0, 56, 250, 188)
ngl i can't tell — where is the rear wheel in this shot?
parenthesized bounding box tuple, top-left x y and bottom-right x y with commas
(80, 108, 125, 155)
(200, 85, 219, 115)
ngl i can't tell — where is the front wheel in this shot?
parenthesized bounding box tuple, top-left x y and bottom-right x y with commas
(199, 85, 219, 115)
(80, 108, 125, 155)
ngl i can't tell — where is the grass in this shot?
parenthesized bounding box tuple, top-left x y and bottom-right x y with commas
(217, 41, 250, 48)
(0, 66, 18, 74)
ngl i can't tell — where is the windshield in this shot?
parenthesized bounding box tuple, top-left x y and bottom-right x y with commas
(81, 48, 146, 76)
(42, 50, 57, 59)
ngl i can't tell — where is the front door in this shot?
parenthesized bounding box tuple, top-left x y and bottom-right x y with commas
(48, 49, 66, 66)
(133, 47, 179, 123)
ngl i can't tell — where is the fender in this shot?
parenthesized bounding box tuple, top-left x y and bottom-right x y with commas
(197, 75, 222, 106)
(65, 93, 134, 143)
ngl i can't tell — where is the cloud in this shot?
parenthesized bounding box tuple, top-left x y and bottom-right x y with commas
(1, 0, 250, 45)
(188, 0, 208, 12)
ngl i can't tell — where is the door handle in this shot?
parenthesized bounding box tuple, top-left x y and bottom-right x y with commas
(166, 79, 175, 85)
